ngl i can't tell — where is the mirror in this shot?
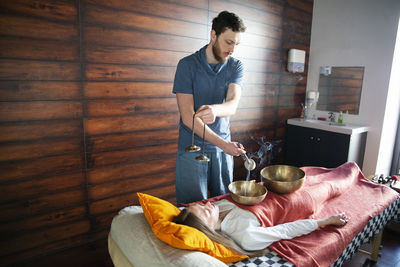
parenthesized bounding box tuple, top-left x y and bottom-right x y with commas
(316, 66, 364, 115)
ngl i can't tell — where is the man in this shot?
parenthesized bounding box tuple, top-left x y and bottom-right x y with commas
(173, 11, 246, 204)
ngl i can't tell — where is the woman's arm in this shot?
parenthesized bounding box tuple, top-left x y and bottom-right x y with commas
(237, 219, 319, 251)
(221, 209, 349, 251)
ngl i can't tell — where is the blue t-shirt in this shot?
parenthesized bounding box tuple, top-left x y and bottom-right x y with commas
(172, 45, 244, 152)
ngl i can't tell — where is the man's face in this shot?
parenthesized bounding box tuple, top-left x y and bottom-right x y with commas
(212, 28, 242, 62)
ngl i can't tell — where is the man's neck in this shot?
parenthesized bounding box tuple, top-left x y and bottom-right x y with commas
(205, 44, 219, 64)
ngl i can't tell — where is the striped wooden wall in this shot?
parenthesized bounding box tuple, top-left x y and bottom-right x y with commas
(0, 0, 313, 265)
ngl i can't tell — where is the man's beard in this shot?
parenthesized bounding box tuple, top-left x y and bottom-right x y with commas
(212, 40, 228, 62)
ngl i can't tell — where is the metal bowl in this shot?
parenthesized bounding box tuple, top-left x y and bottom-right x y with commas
(260, 165, 305, 194)
(228, 181, 267, 205)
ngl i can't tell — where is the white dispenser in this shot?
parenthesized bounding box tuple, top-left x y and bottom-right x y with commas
(306, 90, 319, 107)
(305, 90, 319, 119)
(287, 49, 305, 73)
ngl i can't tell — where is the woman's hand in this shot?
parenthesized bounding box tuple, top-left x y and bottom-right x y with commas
(317, 212, 350, 227)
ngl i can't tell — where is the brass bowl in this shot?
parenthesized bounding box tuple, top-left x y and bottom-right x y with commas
(228, 181, 267, 205)
(260, 165, 305, 194)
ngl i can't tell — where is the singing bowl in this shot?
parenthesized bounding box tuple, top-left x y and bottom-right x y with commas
(260, 165, 305, 194)
(228, 181, 267, 205)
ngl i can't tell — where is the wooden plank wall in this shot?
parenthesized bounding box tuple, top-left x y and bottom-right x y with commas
(0, 0, 313, 266)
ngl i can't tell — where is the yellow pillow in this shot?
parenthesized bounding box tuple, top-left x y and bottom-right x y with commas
(137, 193, 248, 263)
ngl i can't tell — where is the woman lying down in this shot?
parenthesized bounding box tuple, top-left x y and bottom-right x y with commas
(173, 199, 350, 257)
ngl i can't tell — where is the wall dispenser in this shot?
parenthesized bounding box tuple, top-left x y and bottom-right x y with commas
(287, 49, 305, 73)
(306, 90, 319, 108)
(305, 90, 319, 119)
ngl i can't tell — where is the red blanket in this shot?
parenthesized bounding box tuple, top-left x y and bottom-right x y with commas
(195, 162, 399, 267)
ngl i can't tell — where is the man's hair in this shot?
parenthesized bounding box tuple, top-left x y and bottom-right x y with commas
(212, 11, 246, 36)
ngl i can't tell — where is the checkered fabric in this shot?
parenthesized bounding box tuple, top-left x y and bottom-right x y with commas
(229, 249, 294, 267)
(229, 197, 400, 267)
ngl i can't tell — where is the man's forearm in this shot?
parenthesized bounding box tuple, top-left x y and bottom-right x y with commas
(210, 82, 241, 118)
(210, 99, 240, 117)
(192, 117, 228, 150)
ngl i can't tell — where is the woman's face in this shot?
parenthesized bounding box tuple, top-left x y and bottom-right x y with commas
(187, 202, 219, 229)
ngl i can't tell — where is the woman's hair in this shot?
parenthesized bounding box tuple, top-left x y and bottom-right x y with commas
(212, 11, 246, 36)
(172, 208, 268, 257)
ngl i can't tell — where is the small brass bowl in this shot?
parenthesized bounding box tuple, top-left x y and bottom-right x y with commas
(260, 165, 305, 194)
(228, 181, 267, 205)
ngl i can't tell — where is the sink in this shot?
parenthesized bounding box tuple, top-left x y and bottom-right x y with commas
(287, 118, 368, 135)
(329, 122, 346, 126)
(318, 121, 346, 126)
(305, 120, 346, 127)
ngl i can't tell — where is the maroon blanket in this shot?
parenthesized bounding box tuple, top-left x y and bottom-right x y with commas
(193, 162, 399, 267)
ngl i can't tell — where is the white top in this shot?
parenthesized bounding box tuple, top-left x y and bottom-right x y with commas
(215, 200, 318, 251)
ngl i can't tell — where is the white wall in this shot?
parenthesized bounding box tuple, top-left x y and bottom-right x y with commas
(307, 0, 400, 176)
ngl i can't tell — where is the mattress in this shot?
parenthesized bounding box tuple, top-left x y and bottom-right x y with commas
(109, 197, 400, 267)
(108, 235, 134, 267)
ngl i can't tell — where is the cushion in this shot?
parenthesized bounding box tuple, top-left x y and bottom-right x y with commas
(137, 192, 248, 263)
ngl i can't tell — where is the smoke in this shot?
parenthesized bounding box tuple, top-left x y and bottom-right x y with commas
(246, 137, 282, 179)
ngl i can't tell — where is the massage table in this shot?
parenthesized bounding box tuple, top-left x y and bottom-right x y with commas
(108, 163, 400, 267)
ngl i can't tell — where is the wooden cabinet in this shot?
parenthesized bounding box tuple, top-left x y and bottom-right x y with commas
(284, 124, 367, 168)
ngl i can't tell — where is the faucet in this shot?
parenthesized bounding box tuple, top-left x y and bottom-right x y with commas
(328, 112, 336, 122)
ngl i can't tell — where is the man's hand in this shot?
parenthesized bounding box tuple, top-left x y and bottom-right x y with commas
(222, 141, 246, 156)
(195, 105, 216, 124)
